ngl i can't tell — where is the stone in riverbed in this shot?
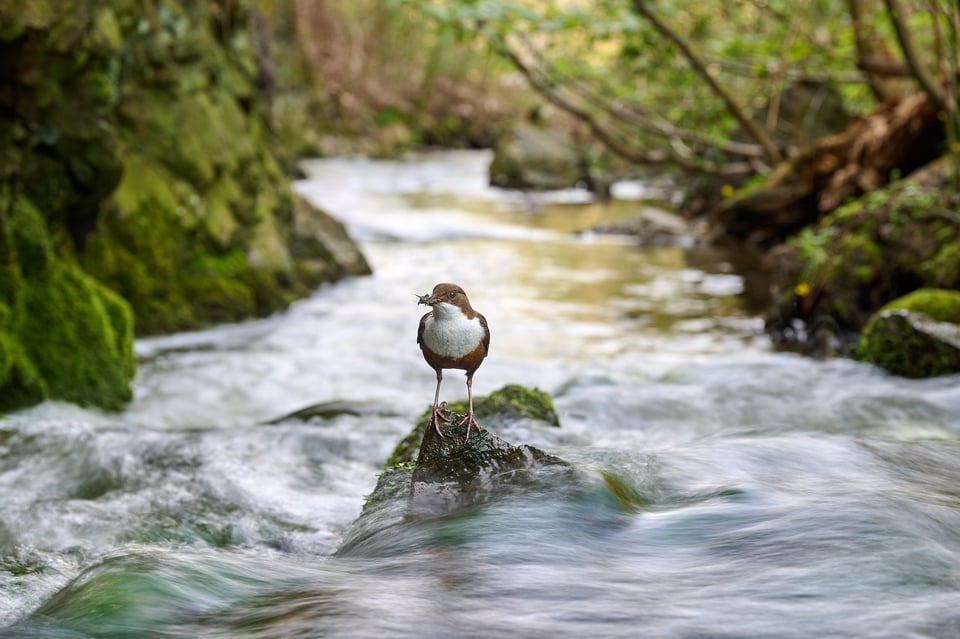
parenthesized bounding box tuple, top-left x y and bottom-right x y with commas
(856, 289, 960, 378)
(586, 206, 702, 248)
(488, 122, 588, 191)
(335, 399, 575, 557)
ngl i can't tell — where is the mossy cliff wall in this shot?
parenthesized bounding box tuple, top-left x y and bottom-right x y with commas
(0, 0, 370, 412)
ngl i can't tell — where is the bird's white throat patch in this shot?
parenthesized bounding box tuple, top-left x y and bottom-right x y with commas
(423, 303, 484, 358)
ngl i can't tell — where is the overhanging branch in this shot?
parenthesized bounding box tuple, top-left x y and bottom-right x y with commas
(630, 0, 784, 165)
(496, 38, 754, 177)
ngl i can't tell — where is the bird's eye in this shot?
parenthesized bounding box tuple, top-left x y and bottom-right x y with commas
(448, 291, 455, 298)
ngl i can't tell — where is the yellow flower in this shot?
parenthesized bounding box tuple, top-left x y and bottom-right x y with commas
(720, 184, 735, 198)
(794, 282, 811, 297)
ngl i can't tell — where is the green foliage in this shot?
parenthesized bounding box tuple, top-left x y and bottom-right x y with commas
(395, 0, 949, 171)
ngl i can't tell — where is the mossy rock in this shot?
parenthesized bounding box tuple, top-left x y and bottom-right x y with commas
(0, 0, 374, 418)
(384, 384, 560, 469)
(856, 289, 960, 378)
(16, 261, 135, 409)
(339, 411, 574, 557)
(0, 198, 136, 410)
(765, 156, 960, 352)
(446, 383, 559, 426)
(489, 122, 587, 190)
(0, 197, 135, 411)
(0, 331, 48, 412)
(879, 288, 960, 323)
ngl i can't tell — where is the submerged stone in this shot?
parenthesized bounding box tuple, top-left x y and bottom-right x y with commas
(409, 410, 570, 514)
(264, 399, 402, 424)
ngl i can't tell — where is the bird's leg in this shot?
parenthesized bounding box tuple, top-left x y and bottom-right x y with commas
(458, 373, 483, 441)
(429, 370, 448, 436)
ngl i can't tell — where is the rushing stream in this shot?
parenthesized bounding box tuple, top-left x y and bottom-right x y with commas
(3, 150, 960, 638)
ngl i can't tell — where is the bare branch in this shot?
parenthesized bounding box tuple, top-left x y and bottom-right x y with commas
(511, 35, 768, 160)
(630, 0, 783, 165)
(496, 39, 753, 177)
(856, 56, 915, 78)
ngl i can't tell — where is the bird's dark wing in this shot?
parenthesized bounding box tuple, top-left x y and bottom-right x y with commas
(478, 313, 490, 354)
(417, 312, 430, 345)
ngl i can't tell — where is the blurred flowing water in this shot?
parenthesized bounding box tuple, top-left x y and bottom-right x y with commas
(3, 150, 960, 638)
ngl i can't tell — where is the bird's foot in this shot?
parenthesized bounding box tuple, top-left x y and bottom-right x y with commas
(430, 401, 450, 437)
(457, 411, 483, 442)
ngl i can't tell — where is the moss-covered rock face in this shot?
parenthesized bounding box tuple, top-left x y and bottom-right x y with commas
(856, 289, 960, 378)
(0, 0, 371, 411)
(877, 288, 960, 323)
(765, 157, 960, 353)
(0, 197, 135, 412)
(73, 0, 371, 335)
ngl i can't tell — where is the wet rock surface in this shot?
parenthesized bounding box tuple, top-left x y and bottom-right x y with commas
(336, 401, 576, 557)
(384, 384, 560, 469)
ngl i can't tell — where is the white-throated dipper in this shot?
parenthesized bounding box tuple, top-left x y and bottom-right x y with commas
(417, 282, 490, 440)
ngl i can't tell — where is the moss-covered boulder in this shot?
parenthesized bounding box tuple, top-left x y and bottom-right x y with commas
(764, 156, 960, 352)
(336, 405, 574, 557)
(856, 289, 960, 378)
(384, 384, 560, 469)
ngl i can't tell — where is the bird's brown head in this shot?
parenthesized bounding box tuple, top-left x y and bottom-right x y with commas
(417, 282, 474, 312)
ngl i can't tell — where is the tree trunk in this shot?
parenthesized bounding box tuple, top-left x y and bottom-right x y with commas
(847, 0, 902, 102)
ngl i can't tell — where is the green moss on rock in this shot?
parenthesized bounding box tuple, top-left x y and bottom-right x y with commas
(0, 195, 134, 411)
(17, 261, 134, 409)
(0, 332, 47, 412)
(856, 289, 960, 378)
(444, 383, 560, 426)
(0, 0, 376, 414)
(879, 288, 960, 323)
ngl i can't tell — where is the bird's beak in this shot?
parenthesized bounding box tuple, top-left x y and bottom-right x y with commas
(417, 293, 438, 306)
